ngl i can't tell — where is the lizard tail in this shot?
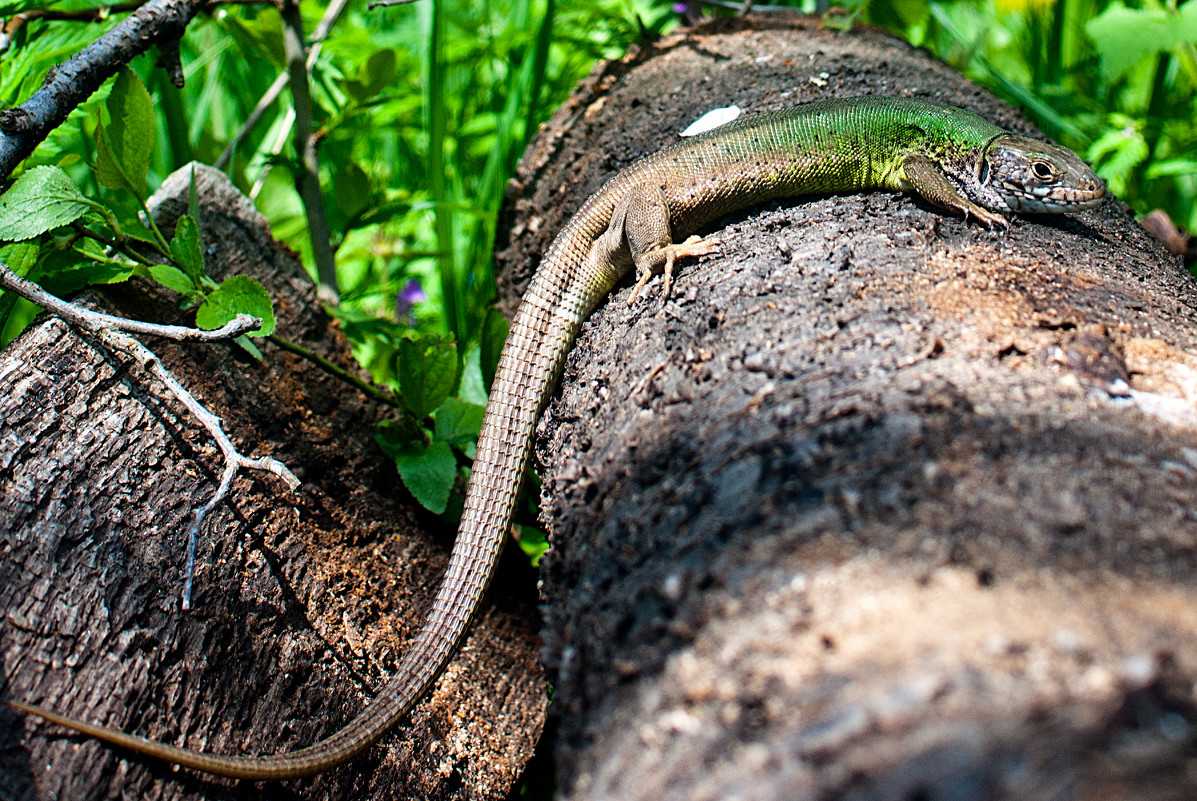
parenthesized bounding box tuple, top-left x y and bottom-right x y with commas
(8, 235, 607, 780)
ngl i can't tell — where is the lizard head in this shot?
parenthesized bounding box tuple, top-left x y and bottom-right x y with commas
(975, 135, 1106, 214)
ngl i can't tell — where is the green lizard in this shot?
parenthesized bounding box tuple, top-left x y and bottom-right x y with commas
(8, 95, 1105, 780)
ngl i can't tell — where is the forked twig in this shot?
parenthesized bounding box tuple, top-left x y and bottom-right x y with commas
(1, 260, 299, 608)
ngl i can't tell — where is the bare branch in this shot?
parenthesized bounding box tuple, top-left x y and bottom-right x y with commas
(214, 0, 350, 171)
(1, 259, 297, 606)
(0, 261, 262, 341)
(279, 0, 339, 304)
(97, 327, 299, 609)
(0, 0, 205, 179)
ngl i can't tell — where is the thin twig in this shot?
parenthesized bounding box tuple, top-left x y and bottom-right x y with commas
(0, 261, 261, 340)
(279, 0, 339, 304)
(99, 328, 299, 609)
(1, 259, 297, 608)
(366, 0, 422, 8)
(267, 332, 404, 409)
(214, 0, 350, 171)
(1, 0, 259, 26)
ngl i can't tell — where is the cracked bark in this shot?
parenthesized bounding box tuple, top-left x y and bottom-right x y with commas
(495, 15, 1197, 801)
(0, 165, 545, 801)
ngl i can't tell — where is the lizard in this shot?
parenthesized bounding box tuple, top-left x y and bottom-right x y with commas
(7, 95, 1106, 780)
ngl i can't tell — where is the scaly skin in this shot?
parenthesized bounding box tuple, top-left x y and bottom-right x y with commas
(8, 96, 1105, 780)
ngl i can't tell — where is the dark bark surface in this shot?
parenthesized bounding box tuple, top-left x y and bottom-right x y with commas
(494, 15, 1197, 801)
(1, 165, 545, 801)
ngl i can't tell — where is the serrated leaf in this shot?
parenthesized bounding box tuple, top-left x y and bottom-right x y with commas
(150, 263, 195, 294)
(0, 166, 90, 240)
(397, 334, 458, 418)
(196, 274, 275, 337)
(391, 439, 457, 514)
(169, 214, 204, 285)
(479, 307, 509, 391)
(95, 66, 153, 199)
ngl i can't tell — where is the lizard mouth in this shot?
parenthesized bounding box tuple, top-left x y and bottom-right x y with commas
(997, 179, 1106, 213)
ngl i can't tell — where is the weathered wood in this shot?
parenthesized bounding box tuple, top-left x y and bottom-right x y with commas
(1, 164, 545, 801)
(496, 15, 1197, 800)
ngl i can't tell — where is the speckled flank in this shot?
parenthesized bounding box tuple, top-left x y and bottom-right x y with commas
(10, 96, 1105, 779)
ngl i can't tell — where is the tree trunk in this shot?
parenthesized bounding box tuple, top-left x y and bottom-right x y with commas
(1, 165, 545, 801)
(495, 15, 1197, 801)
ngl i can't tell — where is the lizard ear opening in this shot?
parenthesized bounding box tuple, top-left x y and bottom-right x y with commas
(977, 157, 991, 187)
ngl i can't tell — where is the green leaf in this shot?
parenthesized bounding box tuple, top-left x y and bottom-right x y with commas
(334, 162, 371, 220)
(434, 397, 484, 457)
(105, 201, 160, 245)
(41, 262, 134, 296)
(342, 48, 398, 103)
(188, 164, 201, 229)
(457, 344, 488, 406)
(95, 66, 154, 200)
(235, 335, 264, 360)
(361, 48, 398, 98)
(515, 525, 550, 567)
(1087, 116, 1149, 197)
(376, 418, 426, 456)
(1146, 159, 1197, 179)
(0, 240, 41, 340)
(391, 439, 457, 514)
(150, 263, 196, 294)
(0, 166, 91, 240)
(169, 214, 205, 285)
(0, 240, 40, 275)
(1087, 1, 1197, 81)
(479, 307, 509, 391)
(397, 334, 458, 418)
(196, 274, 275, 337)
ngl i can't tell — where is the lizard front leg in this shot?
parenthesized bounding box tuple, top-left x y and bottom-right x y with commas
(901, 153, 1009, 231)
(589, 185, 718, 305)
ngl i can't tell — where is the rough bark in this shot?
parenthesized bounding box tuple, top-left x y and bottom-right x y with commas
(494, 15, 1197, 801)
(1, 164, 545, 801)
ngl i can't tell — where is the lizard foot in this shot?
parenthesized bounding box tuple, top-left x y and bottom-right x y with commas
(969, 207, 1010, 231)
(627, 235, 721, 305)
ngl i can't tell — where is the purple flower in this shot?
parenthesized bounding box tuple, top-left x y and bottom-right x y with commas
(396, 278, 427, 322)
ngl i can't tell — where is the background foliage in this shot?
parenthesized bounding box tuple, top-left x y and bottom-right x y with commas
(0, 0, 1194, 543)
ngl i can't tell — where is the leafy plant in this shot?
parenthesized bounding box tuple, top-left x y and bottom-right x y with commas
(0, 67, 275, 347)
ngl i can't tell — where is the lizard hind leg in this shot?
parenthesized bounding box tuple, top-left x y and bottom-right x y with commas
(622, 185, 719, 305)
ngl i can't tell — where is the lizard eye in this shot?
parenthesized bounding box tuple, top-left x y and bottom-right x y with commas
(978, 158, 990, 186)
(1031, 161, 1054, 181)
